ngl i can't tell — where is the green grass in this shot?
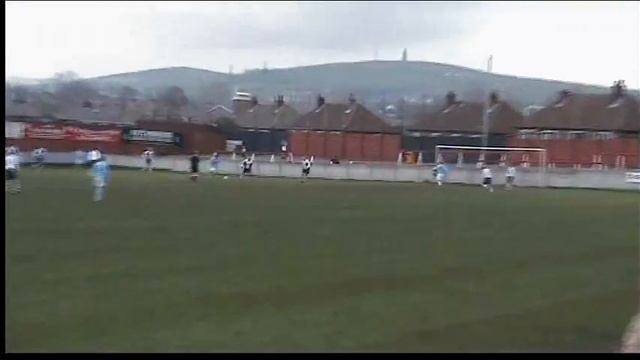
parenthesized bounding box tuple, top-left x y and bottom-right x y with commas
(5, 167, 640, 352)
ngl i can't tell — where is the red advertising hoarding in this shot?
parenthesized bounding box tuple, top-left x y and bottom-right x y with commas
(25, 124, 121, 142)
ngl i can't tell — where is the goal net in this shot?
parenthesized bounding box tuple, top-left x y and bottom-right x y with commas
(434, 145, 548, 187)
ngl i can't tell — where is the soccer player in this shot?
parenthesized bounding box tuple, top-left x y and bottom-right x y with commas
(505, 164, 516, 190)
(142, 148, 154, 171)
(5, 147, 21, 194)
(434, 161, 448, 186)
(481, 165, 494, 192)
(7, 145, 19, 155)
(301, 157, 312, 181)
(31, 148, 40, 167)
(240, 156, 253, 177)
(87, 148, 102, 163)
(91, 155, 111, 202)
(190, 151, 200, 182)
(209, 152, 220, 176)
(32, 147, 46, 168)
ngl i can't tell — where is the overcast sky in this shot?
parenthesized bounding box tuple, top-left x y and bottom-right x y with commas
(6, 1, 640, 88)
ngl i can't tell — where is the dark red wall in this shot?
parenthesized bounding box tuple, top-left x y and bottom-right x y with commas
(508, 136, 639, 168)
(288, 130, 401, 162)
(7, 120, 225, 156)
(325, 132, 344, 159)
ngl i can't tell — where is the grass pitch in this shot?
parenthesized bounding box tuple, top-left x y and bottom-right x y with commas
(5, 167, 639, 352)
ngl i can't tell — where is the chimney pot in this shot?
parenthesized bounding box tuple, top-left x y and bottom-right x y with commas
(611, 80, 626, 102)
(446, 91, 457, 107)
(317, 95, 325, 108)
(489, 91, 499, 106)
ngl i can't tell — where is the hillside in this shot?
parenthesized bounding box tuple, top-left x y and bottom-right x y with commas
(89, 67, 230, 102)
(10, 61, 637, 112)
(233, 61, 620, 108)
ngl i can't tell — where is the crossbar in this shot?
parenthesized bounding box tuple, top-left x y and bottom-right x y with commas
(435, 145, 545, 152)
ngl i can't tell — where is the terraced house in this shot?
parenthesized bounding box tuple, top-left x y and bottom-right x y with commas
(405, 91, 524, 163)
(289, 94, 401, 162)
(229, 93, 300, 154)
(510, 81, 640, 168)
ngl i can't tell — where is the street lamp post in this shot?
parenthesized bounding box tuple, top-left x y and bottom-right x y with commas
(481, 55, 493, 161)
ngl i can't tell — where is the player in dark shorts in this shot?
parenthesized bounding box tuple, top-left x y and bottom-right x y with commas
(190, 151, 200, 182)
(481, 165, 494, 192)
(240, 157, 253, 177)
(302, 157, 311, 176)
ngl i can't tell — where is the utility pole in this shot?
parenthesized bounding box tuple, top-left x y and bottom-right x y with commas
(482, 55, 493, 150)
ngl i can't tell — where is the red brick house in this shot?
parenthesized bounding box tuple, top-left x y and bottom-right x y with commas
(406, 91, 524, 163)
(510, 81, 640, 168)
(289, 95, 401, 161)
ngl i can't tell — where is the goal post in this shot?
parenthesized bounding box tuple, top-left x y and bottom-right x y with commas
(434, 145, 548, 187)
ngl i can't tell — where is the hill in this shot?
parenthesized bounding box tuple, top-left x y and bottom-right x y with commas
(10, 61, 637, 112)
(89, 67, 230, 103)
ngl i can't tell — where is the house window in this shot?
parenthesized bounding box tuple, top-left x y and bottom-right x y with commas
(567, 131, 587, 140)
(540, 130, 559, 140)
(518, 129, 537, 139)
(594, 131, 616, 140)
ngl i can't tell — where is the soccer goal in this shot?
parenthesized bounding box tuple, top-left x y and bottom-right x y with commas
(434, 145, 548, 187)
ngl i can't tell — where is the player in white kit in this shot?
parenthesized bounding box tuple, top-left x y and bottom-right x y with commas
(5, 147, 21, 194)
(481, 165, 494, 192)
(505, 165, 516, 190)
(301, 157, 312, 182)
(142, 148, 154, 171)
(32, 147, 47, 168)
(87, 148, 102, 163)
(240, 157, 253, 177)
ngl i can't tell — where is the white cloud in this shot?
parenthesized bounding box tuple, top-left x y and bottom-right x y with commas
(5, 1, 639, 88)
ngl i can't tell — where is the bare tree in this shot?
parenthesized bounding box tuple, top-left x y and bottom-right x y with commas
(54, 80, 99, 103)
(118, 85, 140, 102)
(11, 85, 31, 104)
(158, 86, 189, 121)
